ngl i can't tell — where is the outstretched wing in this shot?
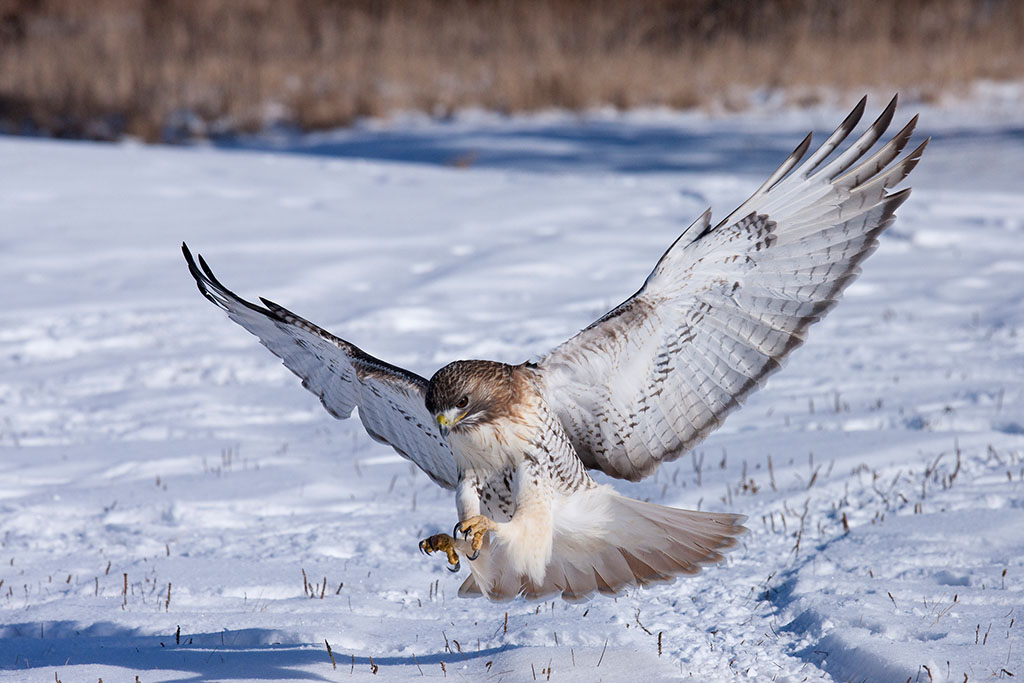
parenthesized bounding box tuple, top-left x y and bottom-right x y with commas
(538, 96, 928, 482)
(182, 244, 458, 489)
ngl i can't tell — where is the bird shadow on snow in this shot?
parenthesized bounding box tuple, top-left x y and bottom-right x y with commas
(0, 621, 517, 681)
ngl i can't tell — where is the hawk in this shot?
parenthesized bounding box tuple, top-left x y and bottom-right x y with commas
(183, 96, 926, 602)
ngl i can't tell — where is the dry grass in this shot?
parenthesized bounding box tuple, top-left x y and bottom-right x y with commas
(1, 0, 1022, 141)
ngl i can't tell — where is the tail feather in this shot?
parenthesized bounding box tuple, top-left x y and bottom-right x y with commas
(460, 487, 745, 601)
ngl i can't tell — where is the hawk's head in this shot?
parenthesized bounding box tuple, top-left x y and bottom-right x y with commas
(425, 360, 521, 436)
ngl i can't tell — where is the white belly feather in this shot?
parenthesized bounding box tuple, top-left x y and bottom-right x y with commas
(449, 395, 596, 586)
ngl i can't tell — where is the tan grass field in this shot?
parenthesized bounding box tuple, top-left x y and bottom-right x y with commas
(1, 0, 1022, 141)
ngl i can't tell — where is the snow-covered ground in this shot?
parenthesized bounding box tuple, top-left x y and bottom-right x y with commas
(1, 95, 1022, 681)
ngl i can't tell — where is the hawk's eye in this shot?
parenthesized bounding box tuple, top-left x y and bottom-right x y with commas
(455, 396, 469, 409)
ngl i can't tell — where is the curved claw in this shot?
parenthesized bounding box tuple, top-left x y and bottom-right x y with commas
(446, 559, 461, 573)
(467, 548, 480, 561)
(418, 540, 429, 556)
(453, 521, 464, 538)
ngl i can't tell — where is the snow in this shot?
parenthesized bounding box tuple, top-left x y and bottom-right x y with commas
(1, 96, 1023, 681)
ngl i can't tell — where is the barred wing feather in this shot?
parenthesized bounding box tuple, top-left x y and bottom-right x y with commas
(539, 96, 927, 481)
(182, 244, 459, 489)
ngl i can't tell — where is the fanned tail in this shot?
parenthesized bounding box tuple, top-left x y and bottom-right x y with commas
(460, 488, 745, 602)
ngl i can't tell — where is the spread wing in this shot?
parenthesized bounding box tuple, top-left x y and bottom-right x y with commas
(538, 96, 928, 482)
(182, 244, 458, 490)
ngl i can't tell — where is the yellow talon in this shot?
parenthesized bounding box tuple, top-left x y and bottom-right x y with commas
(419, 533, 461, 572)
(454, 515, 497, 554)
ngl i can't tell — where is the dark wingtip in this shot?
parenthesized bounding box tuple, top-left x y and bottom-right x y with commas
(794, 131, 813, 159)
(764, 131, 813, 193)
(181, 241, 197, 271)
(181, 247, 277, 317)
(259, 296, 286, 314)
(847, 95, 868, 126)
(195, 252, 236, 296)
(878, 94, 899, 129)
(181, 241, 214, 299)
(900, 137, 930, 177)
(197, 253, 214, 280)
(884, 186, 914, 212)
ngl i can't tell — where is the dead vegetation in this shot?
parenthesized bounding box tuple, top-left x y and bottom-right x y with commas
(0, 0, 1021, 141)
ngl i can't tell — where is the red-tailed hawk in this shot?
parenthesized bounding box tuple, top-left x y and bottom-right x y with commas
(184, 96, 926, 602)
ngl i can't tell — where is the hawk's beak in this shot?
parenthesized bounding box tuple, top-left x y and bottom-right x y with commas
(436, 414, 450, 437)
